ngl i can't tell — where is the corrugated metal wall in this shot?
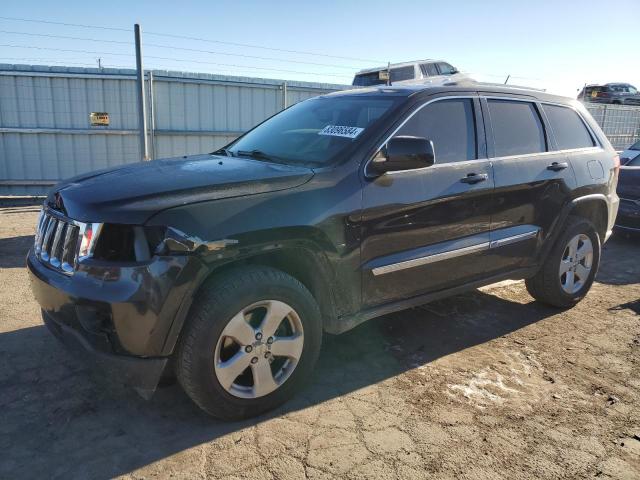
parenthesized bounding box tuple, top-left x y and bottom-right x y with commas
(0, 64, 347, 196)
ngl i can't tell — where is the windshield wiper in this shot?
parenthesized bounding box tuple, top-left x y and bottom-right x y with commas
(212, 148, 233, 157)
(236, 149, 277, 162)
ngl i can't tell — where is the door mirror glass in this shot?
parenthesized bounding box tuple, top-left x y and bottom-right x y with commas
(371, 136, 435, 173)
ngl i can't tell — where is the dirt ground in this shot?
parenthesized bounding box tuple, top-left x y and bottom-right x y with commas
(0, 205, 638, 480)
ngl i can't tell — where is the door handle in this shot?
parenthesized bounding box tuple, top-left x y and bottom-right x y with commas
(460, 173, 488, 184)
(547, 162, 569, 171)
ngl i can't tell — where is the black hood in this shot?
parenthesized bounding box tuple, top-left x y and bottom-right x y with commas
(47, 154, 314, 224)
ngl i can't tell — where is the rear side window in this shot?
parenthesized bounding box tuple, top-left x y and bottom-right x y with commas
(488, 100, 546, 157)
(390, 66, 415, 82)
(420, 63, 439, 77)
(396, 98, 476, 163)
(542, 104, 595, 150)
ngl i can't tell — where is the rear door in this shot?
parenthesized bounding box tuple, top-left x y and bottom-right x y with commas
(482, 96, 578, 272)
(360, 95, 495, 307)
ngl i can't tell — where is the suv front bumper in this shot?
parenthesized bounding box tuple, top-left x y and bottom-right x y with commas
(41, 309, 167, 398)
(27, 249, 206, 396)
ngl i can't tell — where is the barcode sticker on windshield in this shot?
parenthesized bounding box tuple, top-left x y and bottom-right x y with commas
(318, 125, 364, 139)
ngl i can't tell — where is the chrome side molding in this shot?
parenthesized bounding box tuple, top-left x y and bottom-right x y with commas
(372, 228, 540, 276)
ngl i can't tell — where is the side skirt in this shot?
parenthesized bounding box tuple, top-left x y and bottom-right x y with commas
(327, 266, 539, 335)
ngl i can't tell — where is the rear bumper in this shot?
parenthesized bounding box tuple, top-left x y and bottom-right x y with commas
(42, 310, 167, 398)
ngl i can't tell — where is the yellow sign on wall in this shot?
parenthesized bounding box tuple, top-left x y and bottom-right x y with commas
(90, 112, 110, 126)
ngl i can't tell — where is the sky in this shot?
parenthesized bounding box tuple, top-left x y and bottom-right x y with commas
(1, 0, 639, 97)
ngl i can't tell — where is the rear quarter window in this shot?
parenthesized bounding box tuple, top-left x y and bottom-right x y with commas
(542, 104, 595, 150)
(487, 100, 546, 157)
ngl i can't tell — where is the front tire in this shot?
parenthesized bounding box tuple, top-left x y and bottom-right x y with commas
(526, 216, 601, 308)
(176, 266, 322, 420)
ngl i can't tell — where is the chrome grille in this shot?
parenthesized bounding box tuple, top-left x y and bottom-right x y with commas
(34, 209, 81, 275)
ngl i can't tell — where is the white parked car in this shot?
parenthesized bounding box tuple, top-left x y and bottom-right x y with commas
(352, 59, 470, 87)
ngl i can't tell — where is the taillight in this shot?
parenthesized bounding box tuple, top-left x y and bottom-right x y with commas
(613, 154, 620, 175)
(596, 92, 610, 98)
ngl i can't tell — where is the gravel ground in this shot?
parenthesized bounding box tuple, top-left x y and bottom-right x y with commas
(0, 205, 639, 480)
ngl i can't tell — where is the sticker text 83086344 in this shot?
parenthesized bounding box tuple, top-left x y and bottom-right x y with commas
(318, 125, 365, 139)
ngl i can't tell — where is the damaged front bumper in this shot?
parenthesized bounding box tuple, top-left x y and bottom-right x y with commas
(27, 248, 207, 397)
(41, 310, 167, 398)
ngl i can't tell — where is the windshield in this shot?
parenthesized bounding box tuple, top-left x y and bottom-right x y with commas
(227, 95, 401, 166)
(609, 84, 638, 94)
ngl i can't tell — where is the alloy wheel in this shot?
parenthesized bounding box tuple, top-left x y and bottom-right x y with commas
(559, 233, 593, 294)
(213, 300, 304, 399)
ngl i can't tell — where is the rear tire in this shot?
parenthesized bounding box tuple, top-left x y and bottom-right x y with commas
(526, 216, 601, 308)
(176, 266, 322, 420)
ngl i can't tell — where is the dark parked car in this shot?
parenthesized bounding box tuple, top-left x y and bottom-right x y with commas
(578, 83, 640, 105)
(620, 140, 640, 165)
(28, 84, 620, 420)
(615, 154, 640, 233)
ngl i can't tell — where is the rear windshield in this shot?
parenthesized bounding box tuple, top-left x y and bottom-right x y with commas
(629, 140, 640, 151)
(626, 156, 640, 167)
(353, 72, 386, 87)
(226, 95, 402, 167)
(353, 66, 415, 86)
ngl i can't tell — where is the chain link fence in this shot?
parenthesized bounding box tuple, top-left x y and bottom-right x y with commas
(585, 104, 640, 151)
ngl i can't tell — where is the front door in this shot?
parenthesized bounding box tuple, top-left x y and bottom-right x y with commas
(360, 95, 495, 308)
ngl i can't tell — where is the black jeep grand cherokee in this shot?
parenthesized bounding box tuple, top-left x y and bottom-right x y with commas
(28, 84, 620, 420)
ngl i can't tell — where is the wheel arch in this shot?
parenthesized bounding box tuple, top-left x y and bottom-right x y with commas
(570, 194, 609, 241)
(160, 242, 340, 356)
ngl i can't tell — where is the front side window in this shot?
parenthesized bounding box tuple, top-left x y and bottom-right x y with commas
(390, 66, 415, 82)
(437, 62, 456, 75)
(396, 98, 477, 163)
(228, 95, 401, 167)
(542, 104, 595, 150)
(488, 100, 546, 157)
(420, 63, 439, 77)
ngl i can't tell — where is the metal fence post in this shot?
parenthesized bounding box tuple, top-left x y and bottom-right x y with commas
(282, 81, 288, 110)
(134, 24, 149, 161)
(147, 71, 156, 160)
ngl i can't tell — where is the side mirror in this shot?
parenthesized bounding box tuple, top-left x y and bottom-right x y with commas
(450, 68, 459, 74)
(370, 136, 435, 174)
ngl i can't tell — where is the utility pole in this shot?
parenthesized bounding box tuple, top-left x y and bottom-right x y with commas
(134, 24, 149, 161)
(96, 57, 102, 69)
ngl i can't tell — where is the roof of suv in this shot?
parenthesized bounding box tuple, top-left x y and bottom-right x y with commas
(324, 81, 570, 104)
(355, 59, 444, 75)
